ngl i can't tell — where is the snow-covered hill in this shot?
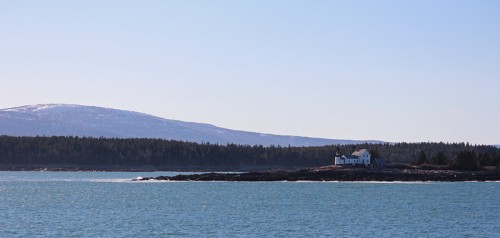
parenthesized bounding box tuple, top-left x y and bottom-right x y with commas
(0, 104, 381, 146)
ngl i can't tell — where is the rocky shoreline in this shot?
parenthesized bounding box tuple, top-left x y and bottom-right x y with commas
(136, 166, 500, 182)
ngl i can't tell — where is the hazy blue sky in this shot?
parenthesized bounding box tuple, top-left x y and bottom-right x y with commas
(1, 1, 499, 144)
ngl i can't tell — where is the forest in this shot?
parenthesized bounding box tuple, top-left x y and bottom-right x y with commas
(0, 136, 498, 171)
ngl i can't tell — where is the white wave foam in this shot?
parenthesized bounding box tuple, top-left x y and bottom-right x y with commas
(87, 179, 134, 183)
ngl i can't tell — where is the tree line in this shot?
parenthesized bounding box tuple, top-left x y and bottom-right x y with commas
(0, 136, 498, 170)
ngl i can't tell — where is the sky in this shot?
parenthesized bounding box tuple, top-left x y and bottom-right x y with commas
(1, 0, 499, 145)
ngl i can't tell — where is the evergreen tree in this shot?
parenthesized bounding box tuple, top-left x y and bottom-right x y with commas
(369, 147, 380, 159)
(414, 150, 427, 165)
(478, 153, 494, 167)
(452, 151, 478, 170)
(431, 151, 448, 165)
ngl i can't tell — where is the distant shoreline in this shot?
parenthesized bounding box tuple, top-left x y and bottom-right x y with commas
(136, 166, 500, 182)
(0, 164, 292, 172)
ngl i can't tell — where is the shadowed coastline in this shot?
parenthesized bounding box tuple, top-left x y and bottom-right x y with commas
(136, 166, 500, 182)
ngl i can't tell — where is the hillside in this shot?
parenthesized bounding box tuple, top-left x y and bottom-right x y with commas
(0, 104, 381, 146)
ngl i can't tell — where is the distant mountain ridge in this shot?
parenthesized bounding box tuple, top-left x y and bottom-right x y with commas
(0, 104, 382, 146)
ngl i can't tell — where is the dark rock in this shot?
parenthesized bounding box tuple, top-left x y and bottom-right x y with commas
(137, 166, 500, 182)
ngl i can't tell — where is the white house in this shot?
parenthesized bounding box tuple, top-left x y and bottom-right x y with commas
(334, 149, 371, 166)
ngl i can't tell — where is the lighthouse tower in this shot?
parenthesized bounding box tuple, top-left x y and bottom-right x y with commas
(334, 147, 343, 165)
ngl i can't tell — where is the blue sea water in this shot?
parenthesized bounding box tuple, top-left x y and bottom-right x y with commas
(0, 172, 498, 237)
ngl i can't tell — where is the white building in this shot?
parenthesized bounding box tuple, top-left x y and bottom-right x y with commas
(334, 149, 371, 166)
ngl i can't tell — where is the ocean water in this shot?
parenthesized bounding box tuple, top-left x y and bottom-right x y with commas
(0, 172, 498, 237)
